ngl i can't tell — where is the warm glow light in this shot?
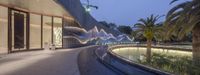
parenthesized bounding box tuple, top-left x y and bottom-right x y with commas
(0, 18, 8, 22)
(112, 47, 192, 59)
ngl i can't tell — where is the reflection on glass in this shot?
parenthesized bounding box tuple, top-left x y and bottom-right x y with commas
(43, 16, 52, 48)
(53, 17, 62, 48)
(30, 14, 41, 49)
(0, 6, 8, 54)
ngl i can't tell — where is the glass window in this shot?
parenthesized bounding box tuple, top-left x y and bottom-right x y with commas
(11, 10, 27, 51)
(0, 6, 8, 54)
(53, 17, 62, 48)
(30, 14, 41, 49)
(43, 16, 52, 48)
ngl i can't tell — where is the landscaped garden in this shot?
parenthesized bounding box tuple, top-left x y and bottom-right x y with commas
(112, 46, 199, 75)
(82, 0, 200, 75)
(99, 0, 200, 75)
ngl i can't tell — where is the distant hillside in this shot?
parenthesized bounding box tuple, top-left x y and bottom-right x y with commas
(57, 0, 121, 36)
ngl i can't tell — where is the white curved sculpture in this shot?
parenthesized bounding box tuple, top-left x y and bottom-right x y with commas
(64, 26, 134, 44)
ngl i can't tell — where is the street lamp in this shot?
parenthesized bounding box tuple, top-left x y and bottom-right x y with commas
(85, 8, 91, 12)
(82, 0, 98, 13)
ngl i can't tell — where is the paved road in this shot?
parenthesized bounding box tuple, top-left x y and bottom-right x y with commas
(78, 46, 119, 75)
(0, 48, 83, 75)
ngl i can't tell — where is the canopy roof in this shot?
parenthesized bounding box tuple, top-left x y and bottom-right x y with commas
(0, 0, 72, 19)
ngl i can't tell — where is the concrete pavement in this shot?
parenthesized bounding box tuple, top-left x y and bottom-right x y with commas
(0, 46, 121, 75)
(0, 48, 83, 75)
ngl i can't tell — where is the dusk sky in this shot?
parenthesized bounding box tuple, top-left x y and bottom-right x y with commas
(81, 0, 189, 26)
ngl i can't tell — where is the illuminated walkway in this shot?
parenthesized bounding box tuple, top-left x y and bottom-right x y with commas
(0, 48, 85, 75)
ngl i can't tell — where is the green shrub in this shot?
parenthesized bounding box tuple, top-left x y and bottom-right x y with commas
(138, 53, 200, 75)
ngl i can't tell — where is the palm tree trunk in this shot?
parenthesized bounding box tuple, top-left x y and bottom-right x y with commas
(192, 24, 200, 67)
(146, 39, 152, 63)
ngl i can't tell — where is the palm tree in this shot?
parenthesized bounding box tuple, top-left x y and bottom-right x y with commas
(165, 0, 200, 66)
(134, 15, 162, 62)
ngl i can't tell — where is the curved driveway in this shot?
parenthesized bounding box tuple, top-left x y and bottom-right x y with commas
(78, 46, 118, 75)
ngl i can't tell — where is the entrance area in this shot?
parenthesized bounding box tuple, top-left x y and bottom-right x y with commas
(0, 6, 64, 54)
(10, 9, 29, 52)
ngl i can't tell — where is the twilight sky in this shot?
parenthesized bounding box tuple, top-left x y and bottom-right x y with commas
(81, 0, 188, 26)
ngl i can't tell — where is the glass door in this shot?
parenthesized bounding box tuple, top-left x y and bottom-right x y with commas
(10, 9, 29, 52)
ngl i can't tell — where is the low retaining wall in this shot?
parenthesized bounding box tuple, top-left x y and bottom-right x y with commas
(109, 44, 192, 52)
(95, 46, 171, 75)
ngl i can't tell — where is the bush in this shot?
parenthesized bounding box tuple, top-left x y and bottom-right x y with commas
(138, 53, 200, 75)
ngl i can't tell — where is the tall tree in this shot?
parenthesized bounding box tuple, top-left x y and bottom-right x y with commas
(117, 26, 133, 35)
(165, 0, 200, 66)
(134, 15, 162, 62)
(99, 21, 117, 29)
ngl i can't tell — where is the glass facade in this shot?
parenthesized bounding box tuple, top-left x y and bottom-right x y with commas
(30, 14, 41, 49)
(11, 10, 28, 51)
(43, 16, 53, 49)
(0, 6, 8, 54)
(53, 17, 63, 48)
(0, 6, 64, 53)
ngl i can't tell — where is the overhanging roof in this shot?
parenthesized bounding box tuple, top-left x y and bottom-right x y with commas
(0, 0, 73, 19)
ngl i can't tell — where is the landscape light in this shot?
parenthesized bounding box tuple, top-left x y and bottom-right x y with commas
(85, 8, 91, 12)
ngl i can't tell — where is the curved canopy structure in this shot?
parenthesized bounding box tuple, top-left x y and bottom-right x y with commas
(0, 0, 73, 19)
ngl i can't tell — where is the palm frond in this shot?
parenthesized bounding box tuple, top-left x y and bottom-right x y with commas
(165, 0, 200, 41)
(167, 1, 191, 17)
(170, 0, 179, 5)
(134, 14, 162, 40)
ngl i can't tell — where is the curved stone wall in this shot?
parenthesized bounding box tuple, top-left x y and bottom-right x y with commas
(95, 46, 171, 75)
